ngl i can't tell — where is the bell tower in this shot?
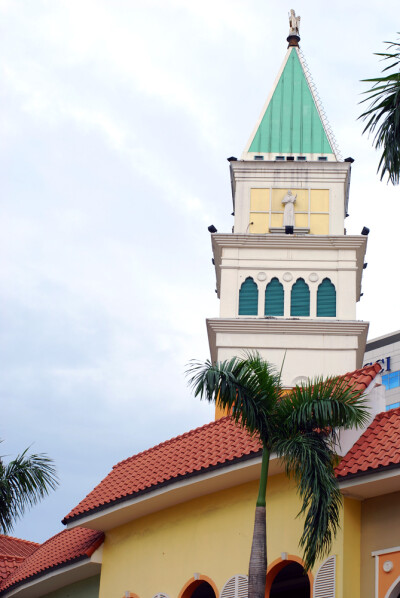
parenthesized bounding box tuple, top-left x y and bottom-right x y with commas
(207, 12, 368, 403)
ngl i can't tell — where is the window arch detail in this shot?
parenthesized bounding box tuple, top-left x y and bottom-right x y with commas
(265, 278, 284, 316)
(290, 278, 310, 316)
(317, 278, 336, 317)
(220, 575, 248, 598)
(239, 277, 258, 315)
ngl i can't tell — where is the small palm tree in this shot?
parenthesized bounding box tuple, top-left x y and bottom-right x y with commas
(359, 39, 400, 184)
(187, 354, 369, 598)
(0, 443, 59, 534)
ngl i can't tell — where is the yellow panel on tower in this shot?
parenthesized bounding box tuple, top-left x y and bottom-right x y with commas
(295, 213, 309, 228)
(271, 189, 286, 212)
(270, 213, 283, 228)
(249, 213, 268, 234)
(250, 188, 270, 211)
(310, 214, 329, 234)
(291, 189, 308, 211)
(310, 189, 329, 212)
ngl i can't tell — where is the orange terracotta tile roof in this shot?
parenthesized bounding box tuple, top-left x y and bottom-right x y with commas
(63, 416, 263, 524)
(0, 536, 39, 583)
(63, 363, 382, 524)
(0, 527, 104, 594)
(0, 536, 38, 559)
(339, 362, 382, 393)
(0, 556, 25, 583)
(336, 406, 400, 479)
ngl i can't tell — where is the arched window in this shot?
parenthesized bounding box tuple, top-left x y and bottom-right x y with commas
(265, 278, 284, 316)
(270, 562, 310, 597)
(290, 278, 310, 316)
(386, 575, 400, 598)
(181, 581, 217, 598)
(239, 277, 258, 315)
(317, 278, 336, 317)
(179, 576, 218, 598)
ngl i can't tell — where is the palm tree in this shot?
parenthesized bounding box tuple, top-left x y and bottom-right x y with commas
(0, 443, 59, 534)
(359, 39, 400, 184)
(186, 354, 369, 598)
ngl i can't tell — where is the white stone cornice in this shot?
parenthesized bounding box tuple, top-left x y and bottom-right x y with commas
(230, 159, 350, 178)
(206, 318, 368, 337)
(206, 318, 369, 378)
(212, 234, 367, 251)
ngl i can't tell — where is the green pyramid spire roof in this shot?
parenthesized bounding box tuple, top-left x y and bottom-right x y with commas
(243, 47, 337, 160)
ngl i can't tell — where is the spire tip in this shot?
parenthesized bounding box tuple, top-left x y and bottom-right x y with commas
(287, 9, 300, 47)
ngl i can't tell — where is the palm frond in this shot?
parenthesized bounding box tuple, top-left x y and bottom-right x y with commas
(0, 450, 58, 534)
(359, 37, 400, 185)
(275, 432, 342, 571)
(186, 353, 282, 443)
(277, 377, 369, 438)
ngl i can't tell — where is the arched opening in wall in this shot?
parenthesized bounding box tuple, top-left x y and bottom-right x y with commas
(239, 277, 258, 315)
(180, 579, 218, 598)
(191, 582, 216, 598)
(268, 561, 310, 598)
(265, 278, 284, 316)
(290, 278, 310, 316)
(386, 575, 400, 598)
(317, 278, 336, 317)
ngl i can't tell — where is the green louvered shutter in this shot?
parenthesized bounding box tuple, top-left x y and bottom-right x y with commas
(265, 278, 284, 316)
(317, 278, 336, 317)
(290, 278, 310, 316)
(239, 277, 258, 315)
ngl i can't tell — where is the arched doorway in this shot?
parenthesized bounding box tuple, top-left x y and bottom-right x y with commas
(268, 561, 310, 598)
(386, 576, 400, 598)
(180, 577, 218, 598)
(191, 582, 216, 598)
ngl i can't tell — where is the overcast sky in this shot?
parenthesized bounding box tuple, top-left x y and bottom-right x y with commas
(1, 1, 400, 543)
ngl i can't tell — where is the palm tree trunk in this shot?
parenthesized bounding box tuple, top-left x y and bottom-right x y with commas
(248, 446, 270, 598)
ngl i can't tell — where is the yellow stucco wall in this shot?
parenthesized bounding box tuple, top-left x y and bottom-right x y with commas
(98, 473, 359, 598)
(249, 188, 330, 235)
(361, 491, 400, 598)
(342, 497, 361, 598)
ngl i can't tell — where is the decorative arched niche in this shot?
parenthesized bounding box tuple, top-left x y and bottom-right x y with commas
(290, 278, 310, 317)
(265, 278, 284, 316)
(317, 278, 336, 317)
(239, 277, 258, 315)
(291, 375, 308, 387)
